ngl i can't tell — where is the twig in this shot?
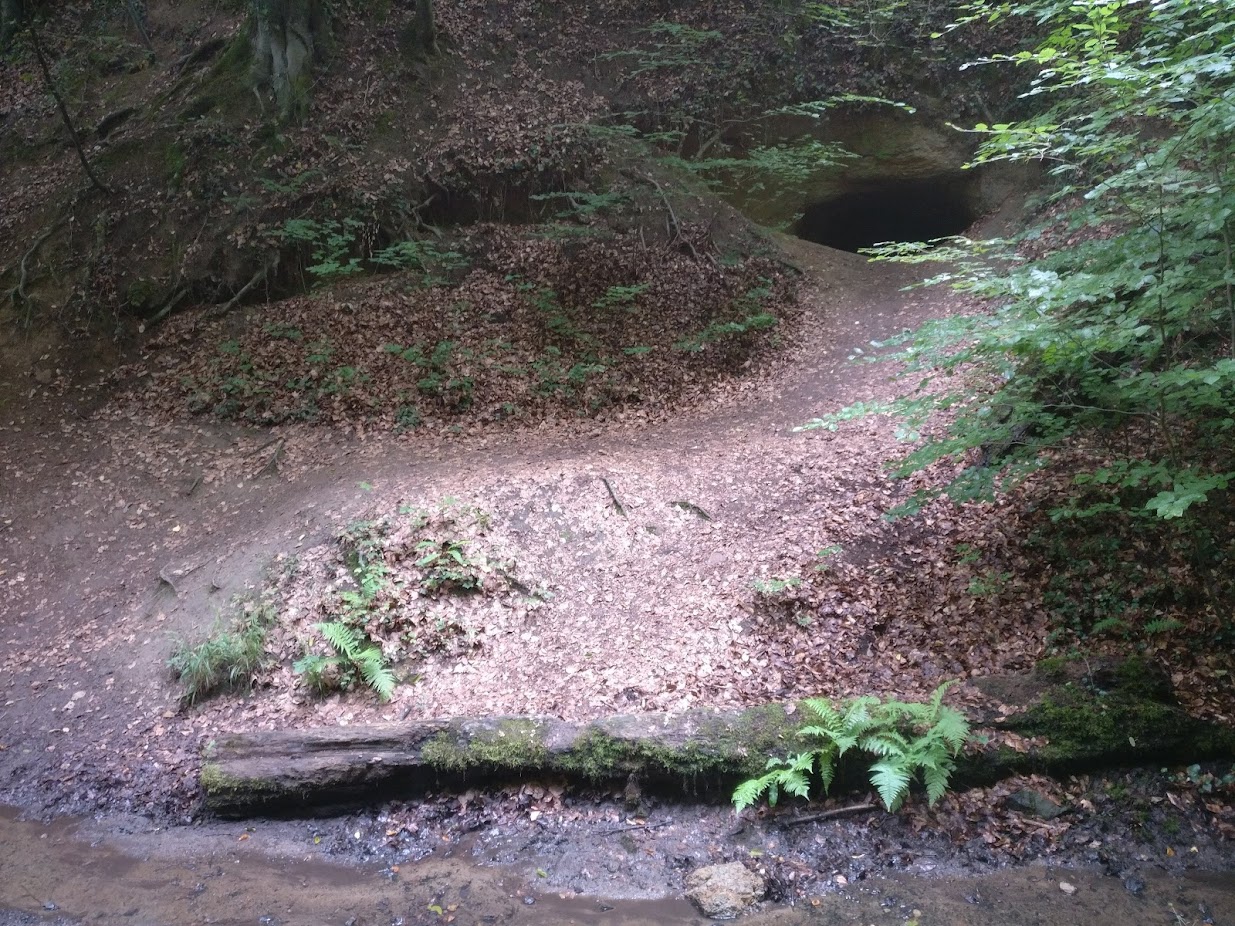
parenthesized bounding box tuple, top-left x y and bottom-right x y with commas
(782, 803, 877, 826)
(601, 477, 626, 518)
(670, 500, 712, 521)
(245, 435, 284, 458)
(206, 264, 269, 319)
(159, 560, 205, 596)
(642, 172, 701, 261)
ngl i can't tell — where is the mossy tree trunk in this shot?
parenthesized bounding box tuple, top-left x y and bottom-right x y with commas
(249, 0, 329, 122)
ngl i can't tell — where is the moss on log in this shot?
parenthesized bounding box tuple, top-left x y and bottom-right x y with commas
(201, 659, 1235, 818)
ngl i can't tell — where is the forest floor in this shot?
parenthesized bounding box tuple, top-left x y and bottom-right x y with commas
(2, 232, 1234, 912)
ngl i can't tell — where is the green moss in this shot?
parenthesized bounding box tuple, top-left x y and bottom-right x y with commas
(420, 719, 551, 773)
(200, 762, 268, 796)
(1034, 656, 1071, 679)
(560, 704, 799, 784)
(1009, 682, 1235, 766)
(165, 144, 187, 190)
(215, 29, 253, 77)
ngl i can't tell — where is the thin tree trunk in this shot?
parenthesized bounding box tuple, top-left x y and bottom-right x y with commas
(414, 0, 437, 55)
(28, 23, 111, 195)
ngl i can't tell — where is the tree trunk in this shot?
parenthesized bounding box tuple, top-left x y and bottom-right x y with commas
(0, 0, 25, 50)
(249, 0, 326, 121)
(412, 0, 438, 56)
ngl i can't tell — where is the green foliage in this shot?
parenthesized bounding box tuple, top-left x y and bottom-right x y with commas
(295, 620, 396, 701)
(168, 600, 275, 705)
(676, 312, 777, 353)
(733, 683, 970, 812)
(294, 503, 513, 701)
(598, 21, 723, 79)
(829, 0, 1235, 530)
(414, 538, 486, 593)
(751, 575, 802, 596)
(593, 283, 650, 311)
(275, 218, 469, 284)
(530, 189, 630, 220)
(383, 340, 475, 410)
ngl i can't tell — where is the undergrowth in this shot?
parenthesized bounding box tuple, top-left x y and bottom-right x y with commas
(168, 599, 276, 705)
(734, 682, 970, 812)
(292, 500, 523, 700)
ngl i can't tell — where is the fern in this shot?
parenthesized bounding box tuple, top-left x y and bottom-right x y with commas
(300, 621, 398, 701)
(733, 682, 970, 813)
(354, 647, 397, 701)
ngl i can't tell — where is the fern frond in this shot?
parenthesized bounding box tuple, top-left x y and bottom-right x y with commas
(870, 760, 912, 811)
(317, 620, 363, 657)
(801, 697, 839, 727)
(932, 707, 970, 754)
(860, 729, 911, 757)
(355, 648, 397, 700)
(929, 679, 957, 714)
(922, 760, 954, 805)
(732, 777, 767, 811)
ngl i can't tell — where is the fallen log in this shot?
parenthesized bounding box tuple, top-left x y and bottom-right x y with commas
(201, 659, 1235, 817)
(202, 704, 800, 816)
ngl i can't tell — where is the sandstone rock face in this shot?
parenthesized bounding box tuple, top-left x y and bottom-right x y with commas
(684, 862, 765, 919)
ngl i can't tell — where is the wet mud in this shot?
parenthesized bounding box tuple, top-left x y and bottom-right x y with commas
(2, 805, 1234, 926)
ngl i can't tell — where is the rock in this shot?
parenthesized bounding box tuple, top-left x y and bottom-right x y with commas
(685, 862, 765, 920)
(1006, 789, 1066, 820)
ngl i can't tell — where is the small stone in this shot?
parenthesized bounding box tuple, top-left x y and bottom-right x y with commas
(1007, 789, 1066, 820)
(1059, 881, 1077, 895)
(685, 863, 765, 920)
(1123, 875, 1145, 896)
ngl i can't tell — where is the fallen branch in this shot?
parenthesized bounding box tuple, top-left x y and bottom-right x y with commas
(601, 477, 626, 518)
(207, 264, 270, 319)
(145, 286, 190, 328)
(782, 803, 877, 826)
(644, 173, 701, 261)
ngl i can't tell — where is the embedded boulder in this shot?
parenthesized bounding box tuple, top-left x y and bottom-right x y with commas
(685, 862, 766, 919)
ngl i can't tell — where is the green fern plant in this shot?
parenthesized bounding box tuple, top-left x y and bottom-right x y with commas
(294, 621, 397, 701)
(733, 682, 970, 812)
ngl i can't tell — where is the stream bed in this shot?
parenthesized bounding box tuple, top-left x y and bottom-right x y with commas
(2, 805, 1234, 926)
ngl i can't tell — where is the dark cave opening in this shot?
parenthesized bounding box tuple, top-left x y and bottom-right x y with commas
(794, 175, 979, 253)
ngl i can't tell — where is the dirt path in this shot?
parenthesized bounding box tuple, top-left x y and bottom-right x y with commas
(0, 238, 957, 809)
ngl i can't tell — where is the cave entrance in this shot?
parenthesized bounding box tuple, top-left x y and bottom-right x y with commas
(794, 173, 979, 253)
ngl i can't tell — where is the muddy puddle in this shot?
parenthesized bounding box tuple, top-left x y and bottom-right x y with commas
(1, 806, 1233, 926)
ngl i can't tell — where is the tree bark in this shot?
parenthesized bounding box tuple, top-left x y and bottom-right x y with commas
(249, 0, 325, 121)
(412, 0, 438, 56)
